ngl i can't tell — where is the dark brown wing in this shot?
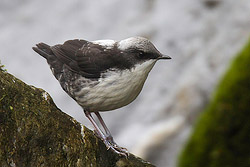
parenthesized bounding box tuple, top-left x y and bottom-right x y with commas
(51, 40, 134, 79)
(75, 42, 134, 78)
(50, 39, 87, 72)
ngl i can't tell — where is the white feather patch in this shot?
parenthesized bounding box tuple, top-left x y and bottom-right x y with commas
(75, 59, 157, 111)
(92, 40, 116, 49)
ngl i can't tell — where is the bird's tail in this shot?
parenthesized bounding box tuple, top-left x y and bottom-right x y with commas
(32, 43, 54, 59)
(32, 42, 63, 81)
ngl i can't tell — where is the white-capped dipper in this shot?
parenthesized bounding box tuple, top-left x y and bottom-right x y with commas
(32, 37, 171, 156)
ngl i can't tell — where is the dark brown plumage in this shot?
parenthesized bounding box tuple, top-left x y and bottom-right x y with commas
(33, 39, 139, 79)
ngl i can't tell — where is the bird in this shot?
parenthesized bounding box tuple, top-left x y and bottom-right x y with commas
(32, 36, 171, 156)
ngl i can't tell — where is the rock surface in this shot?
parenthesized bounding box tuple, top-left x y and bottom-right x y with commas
(0, 65, 154, 167)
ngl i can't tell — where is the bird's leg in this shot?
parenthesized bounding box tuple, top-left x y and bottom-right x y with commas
(94, 112, 113, 142)
(84, 110, 106, 140)
(84, 110, 128, 156)
(94, 112, 128, 153)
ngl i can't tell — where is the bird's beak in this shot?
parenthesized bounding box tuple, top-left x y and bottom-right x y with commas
(157, 54, 171, 60)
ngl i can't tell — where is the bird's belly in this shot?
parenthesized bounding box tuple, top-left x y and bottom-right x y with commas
(75, 72, 145, 111)
(73, 60, 156, 112)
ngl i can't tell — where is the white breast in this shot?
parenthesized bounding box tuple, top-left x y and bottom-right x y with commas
(75, 59, 157, 112)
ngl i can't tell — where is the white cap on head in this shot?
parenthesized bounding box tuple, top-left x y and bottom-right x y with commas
(118, 37, 159, 54)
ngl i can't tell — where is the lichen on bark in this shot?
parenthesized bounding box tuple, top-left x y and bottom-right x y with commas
(0, 64, 154, 167)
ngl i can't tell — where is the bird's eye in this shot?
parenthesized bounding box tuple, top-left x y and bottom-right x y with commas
(139, 52, 144, 57)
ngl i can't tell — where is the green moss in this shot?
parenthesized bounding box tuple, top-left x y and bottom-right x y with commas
(0, 64, 154, 167)
(178, 39, 250, 167)
(0, 61, 6, 72)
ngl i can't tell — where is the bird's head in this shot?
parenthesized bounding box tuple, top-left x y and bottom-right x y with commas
(117, 36, 171, 63)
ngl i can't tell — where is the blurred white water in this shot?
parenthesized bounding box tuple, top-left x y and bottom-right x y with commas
(1, 0, 250, 166)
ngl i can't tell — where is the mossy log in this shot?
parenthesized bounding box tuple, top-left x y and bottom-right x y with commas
(178, 39, 250, 167)
(0, 66, 155, 167)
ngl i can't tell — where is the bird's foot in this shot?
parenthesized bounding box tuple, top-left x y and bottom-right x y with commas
(103, 139, 129, 157)
(106, 135, 129, 153)
(94, 130, 129, 157)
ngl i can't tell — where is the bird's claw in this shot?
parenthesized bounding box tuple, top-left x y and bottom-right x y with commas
(104, 140, 129, 157)
(92, 134, 128, 157)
